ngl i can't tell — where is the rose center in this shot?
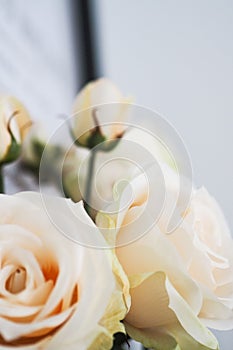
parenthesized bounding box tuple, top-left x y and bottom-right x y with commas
(6, 267, 26, 294)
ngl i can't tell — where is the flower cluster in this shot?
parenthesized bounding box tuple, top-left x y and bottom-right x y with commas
(0, 79, 232, 350)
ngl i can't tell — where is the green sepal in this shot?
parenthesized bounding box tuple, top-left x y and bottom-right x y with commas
(0, 137, 21, 165)
(72, 130, 122, 153)
(86, 130, 106, 149)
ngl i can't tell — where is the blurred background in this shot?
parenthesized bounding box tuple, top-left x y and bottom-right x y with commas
(0, 0, 232, 348)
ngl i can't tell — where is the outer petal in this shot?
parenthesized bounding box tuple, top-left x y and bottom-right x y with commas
(165, 277, 219, 349)
(125, 272, 219, 350)
(125, 322, 177, 350)
(199, 286, 233, 330)
(125, 322, 219, 350)
(116, 227, 203, 315)
(165, 323, 219, 350)
(87, 251, 130, 350)
(126, 271, 177, 328)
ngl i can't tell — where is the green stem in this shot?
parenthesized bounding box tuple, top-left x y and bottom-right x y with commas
(84, 149, 97, 215)
(0, 166, 4, 193)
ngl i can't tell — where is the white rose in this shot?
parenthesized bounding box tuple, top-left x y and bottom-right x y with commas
(0, 192, 128, 349)
(61, 145, 136, 214)
(97, 167, 233, 349)
(72, 78, 131, 148)
(61, 126, 172, 214)
(0, 96, 31, 163)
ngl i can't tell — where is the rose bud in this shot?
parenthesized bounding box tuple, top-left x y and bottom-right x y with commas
(0, 96, 31, 164)
(71, 78, 131, 150)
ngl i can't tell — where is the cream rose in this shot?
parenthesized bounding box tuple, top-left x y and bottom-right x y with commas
(0, 96, 31, 163)
(56, 127, 171, 213)
(0, 192, 128, 349)
(72, 78, 131, 148)
(97, 167, 233, 349)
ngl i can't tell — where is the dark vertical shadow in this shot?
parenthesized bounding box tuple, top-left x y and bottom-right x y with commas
(71, 0, 101, 90)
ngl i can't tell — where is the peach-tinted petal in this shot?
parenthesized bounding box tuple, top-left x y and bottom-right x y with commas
(126, 272, 177, 328)
(116, 227, 202, 315)
(0, 306, 74, 342)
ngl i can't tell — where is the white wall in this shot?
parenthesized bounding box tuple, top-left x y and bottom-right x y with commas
(0, 0, 77, 133)
(96, 1, 233, 348)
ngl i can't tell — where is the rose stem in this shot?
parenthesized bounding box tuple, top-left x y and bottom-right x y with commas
(84, 148, 97, 216)
(0, 166, 4, 193)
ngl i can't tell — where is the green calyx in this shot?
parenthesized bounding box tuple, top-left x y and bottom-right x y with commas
(0, 137, 21, 165)
(86, 129, 107, 149)
(74, 129, 123, 152)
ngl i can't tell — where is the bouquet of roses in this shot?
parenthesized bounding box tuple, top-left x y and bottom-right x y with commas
(0, 79, 232, 350)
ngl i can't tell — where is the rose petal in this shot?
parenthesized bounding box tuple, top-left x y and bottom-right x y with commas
(126, 271, 177, 328)
(165, 277, 219, 349)
(125, 321, 177, 350)
(116, 226, 202, 315)
(0, 306, 74, 341)
(165, 322, 219, 350)
(199, 286, 233, 330)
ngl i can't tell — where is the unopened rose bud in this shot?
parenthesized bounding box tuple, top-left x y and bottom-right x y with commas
(0, 96, 31, 164)
(72, 78, 132, 149)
